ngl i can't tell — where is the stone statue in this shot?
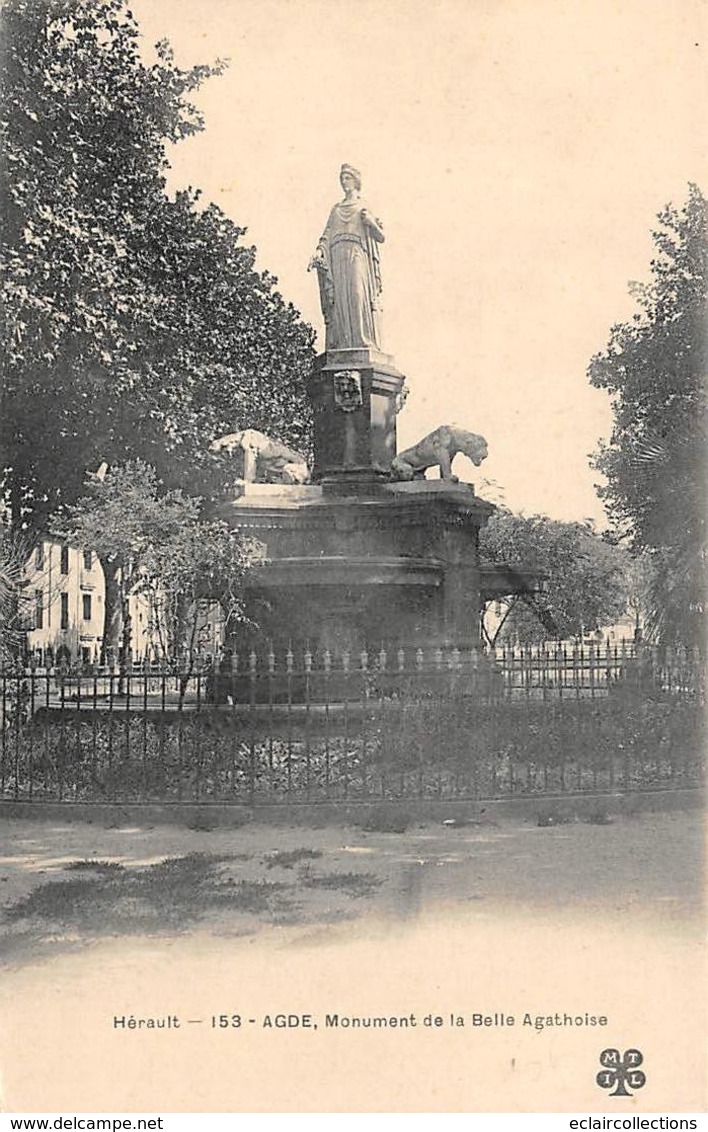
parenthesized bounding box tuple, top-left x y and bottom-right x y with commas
(308, 164, 385, 352)
(211, 429, 310, 485)
(390, 425, 489, 483)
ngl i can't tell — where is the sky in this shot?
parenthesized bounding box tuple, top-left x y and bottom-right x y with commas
(132, 0, 707, 523)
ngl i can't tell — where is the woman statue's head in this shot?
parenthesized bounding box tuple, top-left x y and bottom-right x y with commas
(340, 164, 362, 191)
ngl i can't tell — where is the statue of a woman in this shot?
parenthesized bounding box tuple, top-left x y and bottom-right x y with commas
(309, 164, 385, 352)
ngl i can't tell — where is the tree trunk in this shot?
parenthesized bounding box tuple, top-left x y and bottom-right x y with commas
(176, 594, 195, 709)
(9, 475, 23, 530)
(100, 558, 123, 666)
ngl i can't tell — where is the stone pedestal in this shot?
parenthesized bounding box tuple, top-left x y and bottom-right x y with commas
(217, 480, 494, 655)
(215, 329, 498, 666)
(307, 348, 406, 486)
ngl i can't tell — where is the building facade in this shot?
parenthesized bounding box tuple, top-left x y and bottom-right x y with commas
(23, 539, 105, 667)
(22, 539, 226, 667)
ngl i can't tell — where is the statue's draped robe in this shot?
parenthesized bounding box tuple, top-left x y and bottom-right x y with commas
(316, 200, 383, 351)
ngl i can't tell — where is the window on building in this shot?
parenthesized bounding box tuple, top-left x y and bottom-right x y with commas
(83, 549, 92, 570)
(60, 592, 69, 629)
(35, 589, 43, 630)
(60, 546, 69, 575)
(82, 594, 92, 621)
(35, 544, 44, 570)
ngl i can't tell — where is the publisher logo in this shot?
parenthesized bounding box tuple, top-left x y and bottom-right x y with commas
(596, 1048, 646, 1096)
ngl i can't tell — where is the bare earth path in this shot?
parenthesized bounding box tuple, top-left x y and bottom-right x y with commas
(0, 809, 704, 961)
(0, 808, 704, 1112)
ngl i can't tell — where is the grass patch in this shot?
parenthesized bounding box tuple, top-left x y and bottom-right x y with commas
(264, 848, 323, 870)
(302, 871, 382, 898)
(64, 859, 125, 874)
(186, 817, 218, 832)
(358, 805, 414, 834)
(584, 810, 614, 825)
(536, 811, 574, 827)
(5, 852, 292, 935)
(6, 877, 114, 921)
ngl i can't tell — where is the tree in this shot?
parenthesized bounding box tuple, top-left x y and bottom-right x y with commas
(51, 461, 264, 673)
(1, 0, 314, 530)
(138, 514, 263, 691)
(588, 184, 707, 647)
(0, 525, 32, 666)
(479, 510, 628, 646)
(620, 550, 655, 641)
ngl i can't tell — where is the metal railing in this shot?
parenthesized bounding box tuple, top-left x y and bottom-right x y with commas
(1, 643, 703, 805)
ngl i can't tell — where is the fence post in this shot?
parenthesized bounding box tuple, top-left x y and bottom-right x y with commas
(304, 644, 313, 800)
(248, 649, 257, 806)
(323, 648, 332, 798)
(285, 645, 294, 801)
(342, 650, 350, 799)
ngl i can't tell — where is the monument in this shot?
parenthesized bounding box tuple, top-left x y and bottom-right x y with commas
(306, 163, 406, 487)
(216, 165, 496, 658)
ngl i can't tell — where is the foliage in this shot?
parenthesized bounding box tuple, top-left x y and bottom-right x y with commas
(51, 461, 264, 666)
(588, 184, 707, 647)
(621, 551, 656, 639)
(479, 510, 628, 645)
(0, 526, 31, 665)
(1, 0, 314, 530)
(138, 507, 265, 670)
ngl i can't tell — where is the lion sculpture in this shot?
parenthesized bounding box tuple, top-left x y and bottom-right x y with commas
(211, 429, 310, 485)
(390, 425, 488, 483)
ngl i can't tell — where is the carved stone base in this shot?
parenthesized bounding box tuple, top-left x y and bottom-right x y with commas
(217, 479, 495, 654)
(307, 350, 407, 485)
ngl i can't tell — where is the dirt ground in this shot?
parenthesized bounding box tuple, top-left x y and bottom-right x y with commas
(0, 806, 704, 965)
(0, 804, 705, 1112)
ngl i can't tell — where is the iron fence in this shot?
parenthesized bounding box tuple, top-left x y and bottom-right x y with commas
(1, 644, 703, 805)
